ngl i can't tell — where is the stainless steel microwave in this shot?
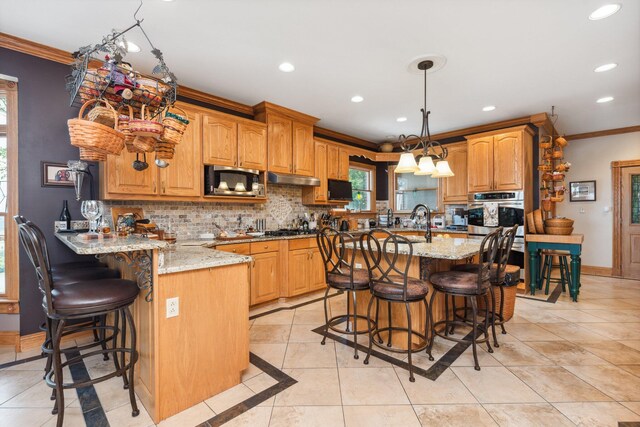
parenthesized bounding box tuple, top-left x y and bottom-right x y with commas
(204, 165, 264, 197)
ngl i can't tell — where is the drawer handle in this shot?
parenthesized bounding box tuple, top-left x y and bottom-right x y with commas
(232, 249, 237, 253)
(264, 245, 268, 249)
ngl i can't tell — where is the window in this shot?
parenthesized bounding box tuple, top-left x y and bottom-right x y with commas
(346, 163, 376, 212)
(390, 165, 439, 212)
(0, 79, 18, 301)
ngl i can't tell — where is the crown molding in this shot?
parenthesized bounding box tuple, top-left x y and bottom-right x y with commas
(565, 125, 640, 141)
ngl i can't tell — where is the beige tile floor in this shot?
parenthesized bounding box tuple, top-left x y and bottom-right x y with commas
(1, 274, 640, 426)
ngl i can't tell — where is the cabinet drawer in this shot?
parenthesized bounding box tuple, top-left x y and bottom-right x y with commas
(288, 238, 316, 250)
(250, 240, 279, 254)
(216, 243, 251, 255)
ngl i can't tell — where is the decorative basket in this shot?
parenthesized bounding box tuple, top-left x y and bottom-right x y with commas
(117, 105, 137, 152)
(555, 136, 568, 147)
(155, 141, 175, 159)
(545, 217, 574, 228)
(132, 135, 157, 153)
(87, 102, 116, 128)
(133, 77, 170, 105)
(545, 226, 573, 235)
(161, 106, 190, 144)
(129, 105, 163, 138)
(539, 141, 552, 149)
(478, 285, 517, 322)
(552, 147, 564, 159)
(552, 173, 565, 181)
(79, 147, 107, 162)
(68, 99, 125, 156)
(541, 199, 553, 211)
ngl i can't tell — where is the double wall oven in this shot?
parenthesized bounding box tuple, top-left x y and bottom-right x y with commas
(467, 191, 525, 278)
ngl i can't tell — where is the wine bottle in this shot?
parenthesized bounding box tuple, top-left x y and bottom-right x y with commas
(59, 200, 71, 231)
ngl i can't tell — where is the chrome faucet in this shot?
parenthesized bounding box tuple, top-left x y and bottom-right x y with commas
(410, 204, 432, 243)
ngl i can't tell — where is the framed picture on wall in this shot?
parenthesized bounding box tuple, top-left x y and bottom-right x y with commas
(569, 180, 596, 202)
(41, 161, 75, 187)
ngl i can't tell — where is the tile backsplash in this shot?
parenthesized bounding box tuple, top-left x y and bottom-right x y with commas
(105, 185, 329, 239)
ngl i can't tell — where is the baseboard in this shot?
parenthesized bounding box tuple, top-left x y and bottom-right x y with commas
(18, 328, 95, 352)
(581, 265, 613, 277)
(0, 331, 19, 347)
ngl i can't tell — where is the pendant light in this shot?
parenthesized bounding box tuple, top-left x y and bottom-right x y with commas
(396, 60, 453, 178)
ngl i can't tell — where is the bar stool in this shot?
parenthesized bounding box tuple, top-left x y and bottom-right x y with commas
(452, 224, 520, 338)
(317, 227, 374, 359)
(16, 222, 141, 427)
(359, 229, 433, 382)
(539, 250, 571, 295)
(428, 228, 502, 371)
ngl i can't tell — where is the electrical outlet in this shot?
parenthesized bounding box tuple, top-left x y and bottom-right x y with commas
(166, 297, 179, 318)
(355, 263, 363, 269)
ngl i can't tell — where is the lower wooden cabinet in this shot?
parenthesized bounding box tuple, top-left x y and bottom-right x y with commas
(250, 252, 279, 305)
(287, 240, 326, 297)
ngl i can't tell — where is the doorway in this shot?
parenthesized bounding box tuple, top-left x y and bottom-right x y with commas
(612, 160, 640, 279)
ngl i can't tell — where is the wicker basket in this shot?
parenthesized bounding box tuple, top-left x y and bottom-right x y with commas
(478, 285, 517, 322)
(87, 103, 116, 128)
(129, 105, 163, 138)
(545, 226, 573, 235)
(68, 99, 125, 156)
(79, 147, 107, 162)
(132, 135, 157, 153)
(155, 141, 175, 159)
(545, 217, 574, 228)
(161, 106, 189, 144)
(117, 105, 138, 153)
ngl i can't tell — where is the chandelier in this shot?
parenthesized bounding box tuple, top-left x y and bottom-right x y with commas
(395, 60, 454, 178)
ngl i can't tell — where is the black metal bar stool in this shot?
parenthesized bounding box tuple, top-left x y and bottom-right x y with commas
(16, 221, 141, 427)
(452, 225, 519, 339)
(428, 228, 502, 371)
(359, 229, 433, 382)
(317, 227, 375, 359)
(539, 250, 571, 294)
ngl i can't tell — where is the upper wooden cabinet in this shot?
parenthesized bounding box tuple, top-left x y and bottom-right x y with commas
(104, 149, 157, 196)
(302, 140, 328, 205)
(327, 145, 350, 180)
(466, 126, 533, 193)
(254, 102, 319, 177)
(442, 142, 468, 203)
(202, 112, 267, 171)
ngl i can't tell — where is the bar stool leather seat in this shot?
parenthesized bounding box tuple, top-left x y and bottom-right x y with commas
(371, 276, 429, 301)
(51, 279, 139, 315)
(51, 261, 108, 273)
(52, 268, 120, 285)
(327, 268, 370, 289)
(431, 271, 490, 294)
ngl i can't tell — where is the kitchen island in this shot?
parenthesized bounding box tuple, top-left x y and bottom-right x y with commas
(56, 234, 252, 423)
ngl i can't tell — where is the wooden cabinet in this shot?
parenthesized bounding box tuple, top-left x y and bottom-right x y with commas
(203, 112, 267, 171)
(302, 140, 328, 205)
(338, 148, 350, 180)
(466, 126, 533, 192)
(250, 252, 279, 305)
(266, 115, 293, 173)
(238, 122, 267, 170)
(104, 149, 157, 195)
(254, 102, 319, 176)
(442, 142, 468, 203)
(292, 123, 315, 176)
(160, 108, 202, 196)
(287, 238, 326, 297)
(202, 114, 237, 167)
(309, 247, 326, 291)
(327, 144, 350, 180)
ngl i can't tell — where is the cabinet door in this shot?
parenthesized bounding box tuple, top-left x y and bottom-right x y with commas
(467, 137, 493, 192)
(442, 145, 468, 203)
(309, 247, 326, 291)
(202, 114, 237, 166)
(267, 115, 293, 174)
(250, 252, 279, 305)
(238, 122, 267, 171)
(493, 131, 523, 190)
(314, 141, 328, 202)
(292, 122, 315, 176)
(326, 144, 340, 180)
(288, 249, 310, 296)
(104, 150, 157, 195)
(160, 110, 202, 196)
(338, 148, 350, 180)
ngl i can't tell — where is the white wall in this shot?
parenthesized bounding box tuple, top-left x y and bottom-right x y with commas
(556, 132, 640, 268)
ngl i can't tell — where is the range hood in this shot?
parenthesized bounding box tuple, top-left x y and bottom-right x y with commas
(267, 172, 320, 187)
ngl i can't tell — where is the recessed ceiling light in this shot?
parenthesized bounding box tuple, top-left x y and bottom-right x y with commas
(351, 95, 364, 103)
(594, 63, 618, 72)
(278, 62, 295, 72)
(396, 117, 407, 122)
(118, 41, 140, 53)
(596, 96, 614, 103)
(589, 4, 621, 20)
(482, 105, 496, 112)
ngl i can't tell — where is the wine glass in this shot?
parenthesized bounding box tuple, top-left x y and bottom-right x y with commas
(81, 200, 102, 234)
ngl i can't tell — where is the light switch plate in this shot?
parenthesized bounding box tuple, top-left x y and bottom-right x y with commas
(355, 263, 363, 269)
(166, 297, 179, 318)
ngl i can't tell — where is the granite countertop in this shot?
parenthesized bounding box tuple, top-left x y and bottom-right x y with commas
(56, 233, 169, 255)
(344, 237, 481, 260)
(158, 245, 251, 275)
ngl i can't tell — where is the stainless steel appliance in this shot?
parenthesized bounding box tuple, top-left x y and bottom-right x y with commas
(205, 165, 263, 197)
(467, 191, 525, 277)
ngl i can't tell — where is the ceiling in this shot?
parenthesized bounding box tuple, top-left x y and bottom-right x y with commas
(1, 0, 638, 142)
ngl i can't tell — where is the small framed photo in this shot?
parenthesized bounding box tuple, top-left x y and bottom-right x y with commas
(569, 180, 596, 202)
(41, 162, 75, 187)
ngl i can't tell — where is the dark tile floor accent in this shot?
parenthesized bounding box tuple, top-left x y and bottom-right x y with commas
(517, 283, 563, 304)
(0, 353, 44, 370)
(66, 348, 110, 427)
